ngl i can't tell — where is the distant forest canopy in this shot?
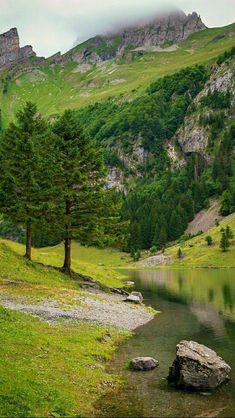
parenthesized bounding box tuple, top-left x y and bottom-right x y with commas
(0, 47, 234, 253)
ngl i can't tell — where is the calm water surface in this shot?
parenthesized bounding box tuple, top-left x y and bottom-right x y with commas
(97, 269, 235, 417)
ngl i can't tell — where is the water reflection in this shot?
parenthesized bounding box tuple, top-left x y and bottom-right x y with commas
(126, 269, 235, 321)
(98, 269, 235, 417)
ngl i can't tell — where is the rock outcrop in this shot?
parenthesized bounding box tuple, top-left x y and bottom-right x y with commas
(0, 28, 36, 70)
(130, 357, 159, 371)
(68, 11, 206, 65)
(168, 340, 231, 390)
(176, 58, 235, 155)
(118, 11, 206, 50)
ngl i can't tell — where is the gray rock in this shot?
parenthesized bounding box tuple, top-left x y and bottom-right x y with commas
(130, 291, 144, 303)
(130, 357, 159, 371)
(168, 340, 231, 390)
(0, 28, 35, 70)
(124, 295, 142, 304)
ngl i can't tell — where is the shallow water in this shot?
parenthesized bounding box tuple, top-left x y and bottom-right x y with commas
(97, 269, 235, 417)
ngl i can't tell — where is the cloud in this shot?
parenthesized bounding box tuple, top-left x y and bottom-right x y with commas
(0, 0, 234, 57)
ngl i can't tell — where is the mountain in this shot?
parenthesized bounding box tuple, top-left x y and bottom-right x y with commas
(63, 11, 206, 65)
(0, 28, 36, 70)
(0, 10, 234, 252)
(0, 15, 234, 128)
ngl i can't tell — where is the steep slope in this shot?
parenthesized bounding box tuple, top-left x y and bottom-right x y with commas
(168, 212, 235, 267)
(176, 51, 235, 155)
(137, 212, 235, 267)
(0, 20, 235, 126)
(186, 200, 223, 235)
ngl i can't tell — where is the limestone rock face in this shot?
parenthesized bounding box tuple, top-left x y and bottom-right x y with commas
(130, 357, 159, 371)
(120, 11, 206, 49)
(71, 11, 206, 65)
(176, 59, 235, 155)
(168, 340, 231, 390)
(0, 28, 35, 70)
(177, 119, 209, 154)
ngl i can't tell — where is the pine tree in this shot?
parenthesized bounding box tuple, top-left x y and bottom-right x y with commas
(177, 248, 183, 259)
(225, 225, 233, 240)
(158, 226, 167, 250)
(220, 231, 230, 252)
(53, 110, 105, 274)
(205, 236, 213, 246)
(0, 102, 59, 260)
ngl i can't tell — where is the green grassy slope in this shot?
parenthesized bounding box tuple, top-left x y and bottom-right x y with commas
(0, 241, 130, 417)
(4, 240, 130, 288)
(165, 213, 235, 267)
(1, 24, 235, 126)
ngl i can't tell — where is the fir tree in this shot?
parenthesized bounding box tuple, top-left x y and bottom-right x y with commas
(177, 248, 183, 259)
(205, 236, 213, 246)
(158, 226, 167, 249)
(225, 225, 233, 240)
(53, 110, 105, 274)
(220, 231, 230, 252)
(0, 102, 59, 260)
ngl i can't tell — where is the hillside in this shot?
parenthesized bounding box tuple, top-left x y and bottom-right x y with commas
(138, 212, 235, 268)
(5, 239, 130, 288)
(169, 212, 235, 267)
(0, 21, 235, 126)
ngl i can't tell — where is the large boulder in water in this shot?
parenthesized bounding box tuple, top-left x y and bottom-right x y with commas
(168, 340, 231, 390)
(130, 357, 159, 371)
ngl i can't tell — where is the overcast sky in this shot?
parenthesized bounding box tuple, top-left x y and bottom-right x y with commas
(0, 0, 234, 57)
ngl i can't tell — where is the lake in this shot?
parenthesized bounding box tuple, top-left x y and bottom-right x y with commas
(96, 269, 235, 417)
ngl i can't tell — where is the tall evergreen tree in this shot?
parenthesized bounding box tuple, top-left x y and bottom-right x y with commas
(53, 110, 105, 274)
(220, 231, 230, 252)
(0, 102, 59, 260)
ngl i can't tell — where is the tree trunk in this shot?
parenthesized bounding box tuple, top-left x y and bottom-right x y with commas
(63, 237, 71, 274)
(25, 221, 32, 261)
(62, 200, 72, 274)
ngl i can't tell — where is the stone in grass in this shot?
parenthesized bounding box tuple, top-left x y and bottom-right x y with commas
(168, 340, 231, 390)
(130, 357, 159, 371)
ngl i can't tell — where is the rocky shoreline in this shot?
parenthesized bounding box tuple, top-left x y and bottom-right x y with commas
(0, 287, 155, 331)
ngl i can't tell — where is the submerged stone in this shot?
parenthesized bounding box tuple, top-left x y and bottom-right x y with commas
(168, 340, 231, 390)
(130, 357, 159, 371)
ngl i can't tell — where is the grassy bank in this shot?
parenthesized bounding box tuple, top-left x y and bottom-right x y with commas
(159, 213, 235, 268)
(3, 240, 130, 288)
(0, 240, 131, 417)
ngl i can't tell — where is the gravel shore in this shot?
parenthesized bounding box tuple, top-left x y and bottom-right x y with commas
(0, 290, 154, 331)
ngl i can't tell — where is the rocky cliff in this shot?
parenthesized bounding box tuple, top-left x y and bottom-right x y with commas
(117, 11, 206, 49)
(66, 11, 206, 64)
(176, 57, 235, 156)
(0, 28, 36, 70)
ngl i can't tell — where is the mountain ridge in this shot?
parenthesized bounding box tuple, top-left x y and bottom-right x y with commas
(58, 10, 206, 65)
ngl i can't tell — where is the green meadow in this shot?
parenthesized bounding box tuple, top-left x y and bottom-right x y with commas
(1, 23, 235, 126)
